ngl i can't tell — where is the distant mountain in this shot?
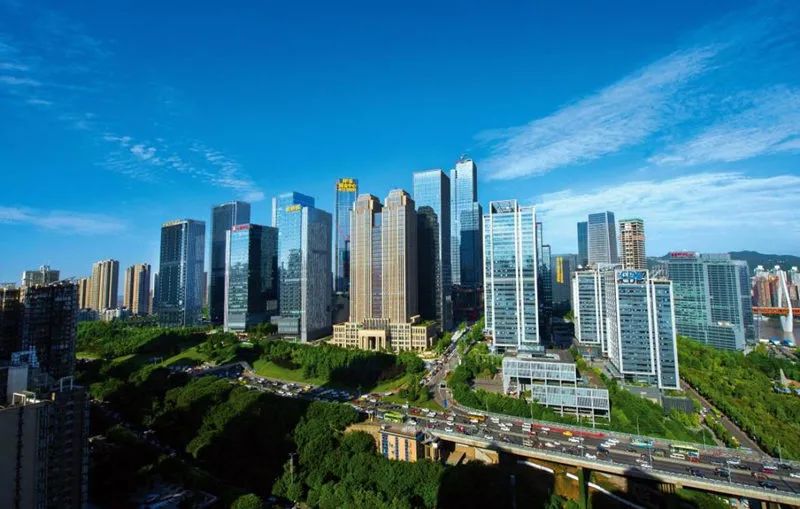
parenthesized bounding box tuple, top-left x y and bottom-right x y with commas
(728, 251, 800, 271)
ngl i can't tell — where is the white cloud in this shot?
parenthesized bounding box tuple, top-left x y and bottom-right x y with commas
(534, 172, 800, 254)
(0, 206, 125, 235)
(130, 143, 158, 161)
(195, 145, 265, 202)
(650, 87, 800, 165)
(479, 46, 719, 181)
(0, 62, 28, 71)
(0, 74, 40, 86)
(25, 97, 52, 106)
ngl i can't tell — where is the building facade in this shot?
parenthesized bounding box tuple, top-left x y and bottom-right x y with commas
(665, 252, 754, 350)
(224, 224, 278, 331)
(334, 178, 358, 294)
(587, 212, 618, 265)
(450, 156, 483, 288)
(576, 222, 588, 268)
(413, 169, 452, 330)
(20, 266, 60, 288)
(603, 269, 679, 389)
(619, 218, 646, 270)
(20, 282, 78, 382)
(90, 259, 119, 311)
(382, 190, 418, 324)
(209, 201, 251, 325)
(349, 194, 382, 323)
(483, 200, 539, 352)
(123, 263, 151, 315)
(271, 193, 332, 341)
(76, 277, 91, 310)
(552, 253, 577, 311)
(156, 219, 206, 327)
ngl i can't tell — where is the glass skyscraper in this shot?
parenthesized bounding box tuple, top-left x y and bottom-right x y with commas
(413, 169, 452, 330)
(587, 212, 618, 265)
(577, 221, 588, 268)
(210, 201, 251, 325)
(156, 219, 206, 327)
(334, 178, 358, 294)
(271, 192, 332, 341)
(483, 200, 539, 352)
(450, 157, 483, 288)
(665, 252, 753, 350)
(224, 224, 278, 331)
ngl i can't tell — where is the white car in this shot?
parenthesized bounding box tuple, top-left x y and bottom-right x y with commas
(790, 472, 800, 479)
(568, 437, 581, 443)
(445, 427, 454, 433)
(407, 420, 417, 426)
(484, 434, 494, 440)
(584, 453, 597, 460)
(544, 442, 557, 448)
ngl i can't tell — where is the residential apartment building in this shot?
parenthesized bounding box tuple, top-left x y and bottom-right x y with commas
(123, 263, 151, 315)
(619, 218, 646, 270)
(90, 259, 119, 311)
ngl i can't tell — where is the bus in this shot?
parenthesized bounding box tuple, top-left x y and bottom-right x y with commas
(670, 444, 700, 459)
(631, 438, 655, 449)
(467, 413, 486, 424)
(383, 411, 404, 423)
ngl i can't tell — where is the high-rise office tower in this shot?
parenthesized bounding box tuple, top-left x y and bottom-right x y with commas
(271, 192, 332, 341)
(20, 265, 60, 288)
(483, 200, 539, 351)
(450, 156, 483, 288)
(332, 189, 434, 352)
(665, 252, 754, 350)
(413, 169, 452, 330)
(334, 178, 358, 294)
(577, 222, 588, 268)
(587, 212, 618, 265)
(0, 287, 22, 359)
(572, 267, 610, 353)
(224, 224, 278, 331)
(552, 254, 577, 309)
(619, 218, 646, 270)
(20, 282, 78, 382)
(382, 190, 418, 324)
(123, 263, 151, 315)
(349, 194, 382, 323)
(209, 201, 251, 325)
(602, 269, 679, 389)
(76, 277, 91, 309)
(90, 259, 119, 311)
(156, 219, 206, 327)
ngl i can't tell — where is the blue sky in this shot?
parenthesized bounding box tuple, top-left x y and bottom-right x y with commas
(1, 0, 799, 282)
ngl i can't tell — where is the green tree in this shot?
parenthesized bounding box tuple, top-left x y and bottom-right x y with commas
(230, 493, 264, 509)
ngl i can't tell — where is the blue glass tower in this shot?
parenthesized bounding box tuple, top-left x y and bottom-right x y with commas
(413, 169, 452, 330)
(271, 192, 332, 341)
(157, 219, 205, 327)
(224, 224, 278, 331)
(483, 200, 539, 351)
(450, 157, 483, 288)
(577, 221, 588, 267)
(334, 178, 358, 294)
(210, 201, 250, 325)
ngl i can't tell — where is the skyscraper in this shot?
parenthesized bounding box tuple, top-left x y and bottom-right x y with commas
(334, 178, 358, 294)
(619, 218, 646, 270)
(331, 189, 434, 352)
(382, 190, 418, 324)
(577, 222, 588, 268)
(271, 193, 332, 341)
(450, 156, 483, 288)
(90, 259, 119, 311)
(602, 269, 679, 389)
(210, 201, 251, 325)
(224, 224, 278, 331)
(552, 253, 577, 309)
(665, 252, 753, 350)
(483, 200, 539, 352)
(587, 212, 618, 265)
(156, 219, 206, 327)
(349, 194, 382, 323)
(76, 277, 91, 309)
(413, 169, 452, 330)
(123, 263, 151, 316)
(20, 266, 60, 288)
(20, 282, 78, 382)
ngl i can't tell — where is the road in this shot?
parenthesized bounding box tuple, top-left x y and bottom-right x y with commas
(680, 380, 765, 454)
(198, 329, 799, 500)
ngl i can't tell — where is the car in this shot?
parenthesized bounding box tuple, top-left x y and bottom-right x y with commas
(445, 427, 454, 433)
(484, 434, 494, 440)
(715, 468, 731, 478)
(669, 453, 686, 460)
(563, 431, 573, 437)
(544, 442, 557, 448)
(584, 453, 597, 460)
(759, 480, 777, 490)
(407, 420, 417, 426)
(638, 461, 652, 469)
(726, 458, 741, 466)
(789, 472, 800, 479)
(568, 437, 581, 443)
(689, 468, 705, 478)
(540, 427, 550, 432)
(762, 465, 778, 474)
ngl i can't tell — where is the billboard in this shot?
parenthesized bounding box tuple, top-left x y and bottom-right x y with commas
(617, 270, 646, 284)
(336, 178, 358, 193)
